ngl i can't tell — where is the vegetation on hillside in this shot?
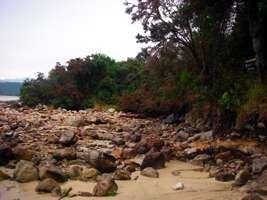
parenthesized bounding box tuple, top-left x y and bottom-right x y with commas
(20, 0, 267, 135)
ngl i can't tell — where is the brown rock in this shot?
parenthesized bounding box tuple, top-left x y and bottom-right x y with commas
(233, 168, 251, 186)
(12, 145, 34, 161)
(14, 160, 38, 182)
(58, 130, 78, 146)
(39, 165, 68, 182)
(241, 194, 263, 200)
(85, 150, 117, 173)
(53, 148, 76, 161)
(113, 169, 131, 180)
(0, 170, 10, 180)
(140, 151, 165, 170)
(243, 169, 267, 195)
(214, 170, 235, 182)
(35, 178, 61, 193)
(93, 177, 118, 196)
(141, 167, 159, 178)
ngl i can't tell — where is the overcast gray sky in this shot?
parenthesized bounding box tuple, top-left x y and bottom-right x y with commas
(0, 0, 143, 79)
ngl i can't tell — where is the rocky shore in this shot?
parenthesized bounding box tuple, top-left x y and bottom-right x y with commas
(0, 102, 267, 200)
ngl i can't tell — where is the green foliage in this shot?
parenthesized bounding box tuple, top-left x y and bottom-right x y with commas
(106, 191, 118, 197)
(51, 96, 74, 109)
(20, 54, 144, 110)
(81, 98, 94, 109)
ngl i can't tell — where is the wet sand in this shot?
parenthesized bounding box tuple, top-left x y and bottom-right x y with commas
(0, 161, 243, 200)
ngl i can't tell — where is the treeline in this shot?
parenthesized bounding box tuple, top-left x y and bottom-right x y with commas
(20, 54, 142, 109)
(20, 0, 267, 134)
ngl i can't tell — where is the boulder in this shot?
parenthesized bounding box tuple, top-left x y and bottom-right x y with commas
(53, 148, 76, 161)
(82, 168, 99, 181)
(146, 138, 164, 151)
(252, 158, 267, 174)
(93, 177, 118, 196)
(214, 170, 235, 182)
(0, 144, 14, 165)
(39, 165, 68, 182)
(94, 118, 108, 125)
(85, 150, 117, 173)
(58, 130, 78, 146)
(241, 194, 264, 200)
(124, 160, 140, 172)
(12, 145, 34, 161)
(233, 168, 251, 187)
(199, 130, 213, 140)
(35, 178, 61, 193)
(14, 160, 38, 182)
(128, 134, 141, 143)
(0, 170, 10, 181)
(191, 154, 211, 166)
(67, 165, 83, 180)
(113, 169, 131, 180)
(112, 137, 125, 146)
(164, 113, 180, 124)
(243, 169, 267, 195)
(141, 167, 159, 178)
(140, 151, 165, 170)
(175, 130, 190, 142)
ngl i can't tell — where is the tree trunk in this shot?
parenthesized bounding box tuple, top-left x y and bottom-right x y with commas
(247, 0, 266, 82)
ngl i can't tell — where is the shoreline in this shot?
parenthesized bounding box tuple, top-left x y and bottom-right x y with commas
(0, 95, 19, 102)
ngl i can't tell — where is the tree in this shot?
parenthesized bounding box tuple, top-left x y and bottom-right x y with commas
(125, 0, 267, 82)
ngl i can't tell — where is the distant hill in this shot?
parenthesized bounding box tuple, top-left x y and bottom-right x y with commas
(0, 82, 22, 96)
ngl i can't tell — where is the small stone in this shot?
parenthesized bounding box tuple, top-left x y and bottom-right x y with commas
(171, 170, 181, 176)
(172, 182, 184, 190)
(141, 167, 159, 178)
(113, 169, 131, 180)
(107, 108, 116, 113)
(77, 191, 93, 197)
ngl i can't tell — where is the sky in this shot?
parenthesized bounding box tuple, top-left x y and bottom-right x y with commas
(0, 0, 143, 79)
